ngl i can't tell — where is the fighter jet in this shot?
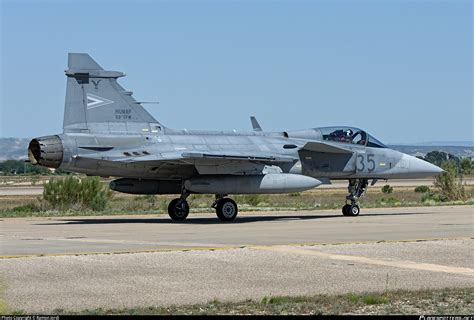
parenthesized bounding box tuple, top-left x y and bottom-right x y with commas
(28, 53, 443, 221)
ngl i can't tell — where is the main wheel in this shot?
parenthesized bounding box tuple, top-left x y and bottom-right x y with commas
(216, 198, 238, 222)
(348, 204, 360, 216)
(342, 204, 351, 216)
(168, 198, 189, 221)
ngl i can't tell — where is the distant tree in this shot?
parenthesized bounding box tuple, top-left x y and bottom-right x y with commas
(53, 168, 72, 175)
(25, 163, 49, 175)
(423, 151, 459, 167)
(0, 160, 49, 175)
(0, 160, 24, 175)
(460, 158, 472, 176)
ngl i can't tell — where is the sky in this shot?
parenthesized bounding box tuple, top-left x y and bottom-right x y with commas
(0, 0, 472, 144)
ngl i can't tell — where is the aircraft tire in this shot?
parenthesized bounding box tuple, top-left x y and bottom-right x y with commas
(349, 204, 360, 216)
(216, 198, 238, 222)
(168, 198, 189, 221)
(342, 204, 351, 216)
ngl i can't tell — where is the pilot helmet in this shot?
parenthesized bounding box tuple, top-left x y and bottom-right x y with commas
(344, 129, 353, 137)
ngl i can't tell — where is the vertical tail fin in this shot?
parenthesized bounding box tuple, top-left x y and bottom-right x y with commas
(250, 116, 262, 132)
(63, 53, 161, 133)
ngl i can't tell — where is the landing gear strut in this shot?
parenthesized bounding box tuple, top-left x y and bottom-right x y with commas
(342, 179, 368, 216)
(212, 195, 238, 222)
(168, 189, 190, 221)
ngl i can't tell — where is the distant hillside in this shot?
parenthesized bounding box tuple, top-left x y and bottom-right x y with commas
(389, 145, 474, 159)
(0, 138, 31, 161)
(390, 141, 474, 147)
(0, 138, 473, 161)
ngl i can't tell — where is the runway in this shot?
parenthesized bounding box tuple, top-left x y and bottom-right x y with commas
(0, 206, 472, 313)
(0, 186, 44, 196)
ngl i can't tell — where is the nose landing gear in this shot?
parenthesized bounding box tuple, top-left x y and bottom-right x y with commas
(342, 179, 368, 216)
(342, 203, 360, 216)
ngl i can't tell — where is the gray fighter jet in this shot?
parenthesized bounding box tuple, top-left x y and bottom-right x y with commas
(28, 53, 443, 221)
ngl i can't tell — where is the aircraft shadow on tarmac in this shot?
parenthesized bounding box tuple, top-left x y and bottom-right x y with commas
(35, 211, 435, 226)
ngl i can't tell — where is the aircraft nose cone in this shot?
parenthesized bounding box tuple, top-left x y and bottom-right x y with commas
(408, 156, 444, 177)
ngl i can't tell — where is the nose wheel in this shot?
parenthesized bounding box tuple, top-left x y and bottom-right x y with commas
(342, 179, 367, 216)
(342, 204, 360, 216)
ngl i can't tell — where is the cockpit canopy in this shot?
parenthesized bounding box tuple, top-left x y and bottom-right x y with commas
(319, 127, 386, 148)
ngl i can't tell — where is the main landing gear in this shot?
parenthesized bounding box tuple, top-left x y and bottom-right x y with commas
(168, 191, 190, 221)
(342, 179, 368, 217)
(212, 195, 238, 222)
(167, 191, 238, 222)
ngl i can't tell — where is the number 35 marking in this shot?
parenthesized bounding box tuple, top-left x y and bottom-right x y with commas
(356, 154, 375, 173)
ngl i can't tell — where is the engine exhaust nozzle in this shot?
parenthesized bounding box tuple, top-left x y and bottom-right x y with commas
(28, 135, 63, 168)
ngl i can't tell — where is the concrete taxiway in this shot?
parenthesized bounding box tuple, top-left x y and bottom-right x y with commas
(0, 206, 472, 313)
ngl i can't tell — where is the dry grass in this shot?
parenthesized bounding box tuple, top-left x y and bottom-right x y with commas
(1, 186, 473, 218)
(40, 287, 473, 315)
